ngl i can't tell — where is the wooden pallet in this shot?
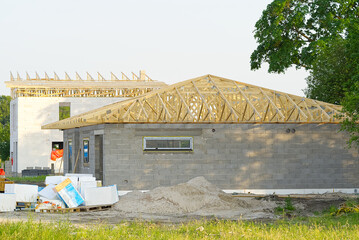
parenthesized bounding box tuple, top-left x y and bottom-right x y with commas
(16, 202, 35, 209)
(38, 204, 113, 213)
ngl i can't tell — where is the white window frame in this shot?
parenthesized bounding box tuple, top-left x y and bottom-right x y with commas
(143, 136, 193, 151)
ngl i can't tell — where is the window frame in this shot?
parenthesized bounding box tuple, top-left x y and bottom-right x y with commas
(83, 138, 90, 165)
(68, 139, 73, 172)
(143, 136, 193, 152)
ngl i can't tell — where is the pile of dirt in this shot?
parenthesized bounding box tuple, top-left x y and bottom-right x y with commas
(113, 177, 276, 216)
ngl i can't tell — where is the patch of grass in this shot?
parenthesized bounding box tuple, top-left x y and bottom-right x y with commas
(275, 197, 296, 215)
(1, 214, 359, 239)
(8, 175, 47, 183)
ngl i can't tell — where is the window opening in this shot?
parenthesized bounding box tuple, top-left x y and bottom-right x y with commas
(59, 102, 71, 120)
(143, 137, 193, 151)
(68, 140, 73, 172)
(83, 139, 89, 163)
(52, 142, 63, 150)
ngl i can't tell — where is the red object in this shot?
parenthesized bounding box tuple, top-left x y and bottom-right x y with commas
(51, 149, 64, 161)
(0, 169, 5, 176)
(11, 157, 13, 166)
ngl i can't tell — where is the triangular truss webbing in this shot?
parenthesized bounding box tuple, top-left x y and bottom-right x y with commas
(42, 75, 342, 129)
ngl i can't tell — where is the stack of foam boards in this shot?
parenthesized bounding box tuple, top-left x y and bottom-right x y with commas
(0, 193, 16, 212)
(54, 178, 84, 208)
(84, 185, 119, 206)
(38, 184, 66, 209)
(5, 184, 38, 202)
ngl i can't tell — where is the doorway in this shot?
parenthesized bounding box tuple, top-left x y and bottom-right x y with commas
(95, 135, 103, 182)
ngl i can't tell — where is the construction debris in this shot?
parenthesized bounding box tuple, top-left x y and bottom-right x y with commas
(0, 173, 119, 212)
(114, 176, 276, 217)
(54, 178, 84, 208)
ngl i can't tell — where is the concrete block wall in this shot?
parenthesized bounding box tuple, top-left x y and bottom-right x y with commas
(64, 123, 359, 190)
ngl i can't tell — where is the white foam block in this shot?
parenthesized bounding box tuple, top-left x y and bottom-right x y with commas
(45, 176, 63, 185)
(39, 184, 59, 200)
(5, 184, 38, 202)
(0, 193, 16, 212)
(65, 173, 93, 178)
(79, 181, 97, 199)
(84, 185, 119, 206)
(60, 176, 79, 190)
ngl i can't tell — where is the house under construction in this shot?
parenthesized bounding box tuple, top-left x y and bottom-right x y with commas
(43, 75, 359, 193)
(6, 71, 167, 174)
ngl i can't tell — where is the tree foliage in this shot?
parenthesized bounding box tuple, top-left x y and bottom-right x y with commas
(251, 0, 358, 73)
(0, 96, 11, 161)
(251, 0, 359, 147)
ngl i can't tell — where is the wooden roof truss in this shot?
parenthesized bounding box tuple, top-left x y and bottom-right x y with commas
(42, 74, 343, 129)
(6, 71, 163, 98)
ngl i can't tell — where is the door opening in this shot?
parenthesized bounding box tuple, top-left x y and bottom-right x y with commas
(95, 135, 103, 182)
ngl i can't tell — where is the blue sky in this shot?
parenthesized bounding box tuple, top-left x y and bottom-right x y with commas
(0, 0, 308, 96)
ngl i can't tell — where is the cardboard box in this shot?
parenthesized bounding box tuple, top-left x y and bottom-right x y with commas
(5, 184, 38, 202)
(84, 185, 119, 206)
(0, 193, 16, 212)
(54, 178, 84, 208)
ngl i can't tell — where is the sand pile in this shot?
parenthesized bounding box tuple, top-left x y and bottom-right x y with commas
(113, 177, 276, 215)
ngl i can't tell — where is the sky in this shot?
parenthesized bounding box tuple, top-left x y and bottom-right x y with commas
(0, 0, 308, 96)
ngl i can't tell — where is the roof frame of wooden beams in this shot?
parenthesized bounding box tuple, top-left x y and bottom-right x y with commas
(5, 71, 166, 98)
(42, 74, 343, 129)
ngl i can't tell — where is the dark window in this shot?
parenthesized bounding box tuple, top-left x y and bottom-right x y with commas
(52, 142, 63, 150)
(83, 139, 89, 163)
(143, 137, 193, 151)
(68, 140, 73, 172)
(59, 102, 71, 120)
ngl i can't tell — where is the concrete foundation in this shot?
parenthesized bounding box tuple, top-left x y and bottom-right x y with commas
(63, 123, 359, 191)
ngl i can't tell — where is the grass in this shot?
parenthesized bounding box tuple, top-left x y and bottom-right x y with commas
(275, 197, 296, 214)
(8, 175, 47, 183)
(1, 214, 359, 239)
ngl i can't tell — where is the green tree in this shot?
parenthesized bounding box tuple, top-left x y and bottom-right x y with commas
(0, 96, 11, 161)
(251, 0, 359, 147)
(251, 0, 358, 74)
(338, 24, 359, 148)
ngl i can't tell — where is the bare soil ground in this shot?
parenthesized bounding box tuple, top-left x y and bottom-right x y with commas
(0, 177, 356, 224)
(0, 196, 350, 224)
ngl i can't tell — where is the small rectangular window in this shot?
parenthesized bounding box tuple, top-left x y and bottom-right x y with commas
(83, 139, 89, 163)
(59, 102, 71, 120)
(143, 137, 193, 151)
(68, 140, 73, 172)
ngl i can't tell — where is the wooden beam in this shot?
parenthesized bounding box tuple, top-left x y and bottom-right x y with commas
(233, 82, 261, 120)
(191, 80, 215, 120)
(208, 76, 240, 121)
(175, 87, 195, 120)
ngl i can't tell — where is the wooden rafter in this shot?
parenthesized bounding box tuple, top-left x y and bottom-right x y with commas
(42, 74, 344, 130)
(6, 71, 165, 99)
